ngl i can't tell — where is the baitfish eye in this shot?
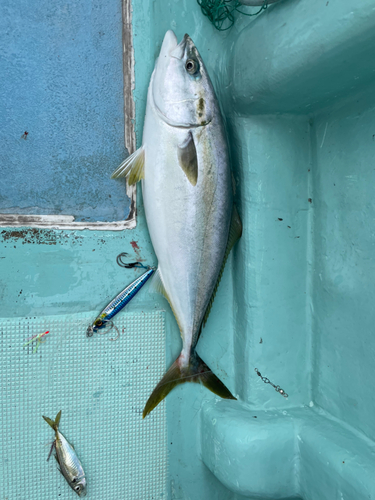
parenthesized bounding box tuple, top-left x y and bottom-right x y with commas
(185, 59, 199, 75)
(75, 486, 80, 491)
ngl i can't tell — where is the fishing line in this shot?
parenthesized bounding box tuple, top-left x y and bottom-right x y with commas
(98, 320, 120, 341)
(197, 0, 269, 31)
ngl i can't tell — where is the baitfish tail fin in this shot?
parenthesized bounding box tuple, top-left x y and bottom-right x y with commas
(42, 410, 62, 432)
(143, 351, 236, 418)
(111, 146, 145, 185)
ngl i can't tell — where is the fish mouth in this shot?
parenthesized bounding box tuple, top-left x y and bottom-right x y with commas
(170, 33, 191, 60)
(160, 30, 178, 57)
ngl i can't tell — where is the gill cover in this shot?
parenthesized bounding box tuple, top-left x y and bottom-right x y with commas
(152, 31, 215, 128)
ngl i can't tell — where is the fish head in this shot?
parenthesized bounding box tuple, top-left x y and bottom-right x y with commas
(152, 30, 215, 128)
(70, 476, 87, 497)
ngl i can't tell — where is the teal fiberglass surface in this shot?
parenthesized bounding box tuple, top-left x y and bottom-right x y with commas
(0, 0, 130, 222)
(2, 0, 375, 499)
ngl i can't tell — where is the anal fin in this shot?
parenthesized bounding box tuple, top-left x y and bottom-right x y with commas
(111, 146, 145, 185)
(149, 267, 183, 332)
(148, 268, 168, 298)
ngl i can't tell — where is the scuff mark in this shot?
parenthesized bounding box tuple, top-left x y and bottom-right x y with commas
(1, 229, 57, 245)
(0, 228, 84, 246)
(320, 122, 328, 148)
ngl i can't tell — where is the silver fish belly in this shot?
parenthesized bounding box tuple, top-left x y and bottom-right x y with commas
(56, 431, 86, 495)
(142, 75, 232, 360)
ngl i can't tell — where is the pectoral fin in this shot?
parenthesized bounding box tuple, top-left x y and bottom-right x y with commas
(111, 146, 145, 185)
(177, 132, 198, 186)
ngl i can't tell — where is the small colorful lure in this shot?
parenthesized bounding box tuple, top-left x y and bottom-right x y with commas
(23, 331, 49, 353)
(87, 267, 155, 338)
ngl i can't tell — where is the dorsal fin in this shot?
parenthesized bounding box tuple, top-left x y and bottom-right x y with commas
(203, 205, 242, 327)
(111, 146, 145, 185)
(177, 132, 198, 186)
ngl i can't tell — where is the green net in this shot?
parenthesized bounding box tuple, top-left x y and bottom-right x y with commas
(197, 0, 268, 31)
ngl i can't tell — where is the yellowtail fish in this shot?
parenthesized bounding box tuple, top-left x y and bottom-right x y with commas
(112, 31, 242, 418)
(43, 411, 87, 497)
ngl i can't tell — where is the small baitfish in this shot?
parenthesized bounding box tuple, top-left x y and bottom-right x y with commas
(87, 267, 155, 337)
(112, 31, 242, 417)
(43, 411, 87, 497)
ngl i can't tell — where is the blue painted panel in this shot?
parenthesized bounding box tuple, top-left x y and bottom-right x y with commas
(0, 0, 129, 222)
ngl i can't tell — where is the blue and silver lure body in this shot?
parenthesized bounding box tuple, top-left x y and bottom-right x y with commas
(87, 267, 155, 337)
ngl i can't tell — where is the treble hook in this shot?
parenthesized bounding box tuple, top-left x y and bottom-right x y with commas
(86, 320, 120, 341)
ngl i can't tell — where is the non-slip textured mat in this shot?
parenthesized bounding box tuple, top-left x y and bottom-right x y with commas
(0, 311, 167, 499)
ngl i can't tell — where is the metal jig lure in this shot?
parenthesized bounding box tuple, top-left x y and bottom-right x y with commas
(87, 266, 155, 339)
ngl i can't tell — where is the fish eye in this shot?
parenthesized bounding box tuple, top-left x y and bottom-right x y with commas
(75, 486, 80, 491)
(185, 59, 199, 75)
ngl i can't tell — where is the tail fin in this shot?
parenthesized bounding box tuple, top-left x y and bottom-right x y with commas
(42, 410, 62, 431)
(143, 352, 236, 418)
